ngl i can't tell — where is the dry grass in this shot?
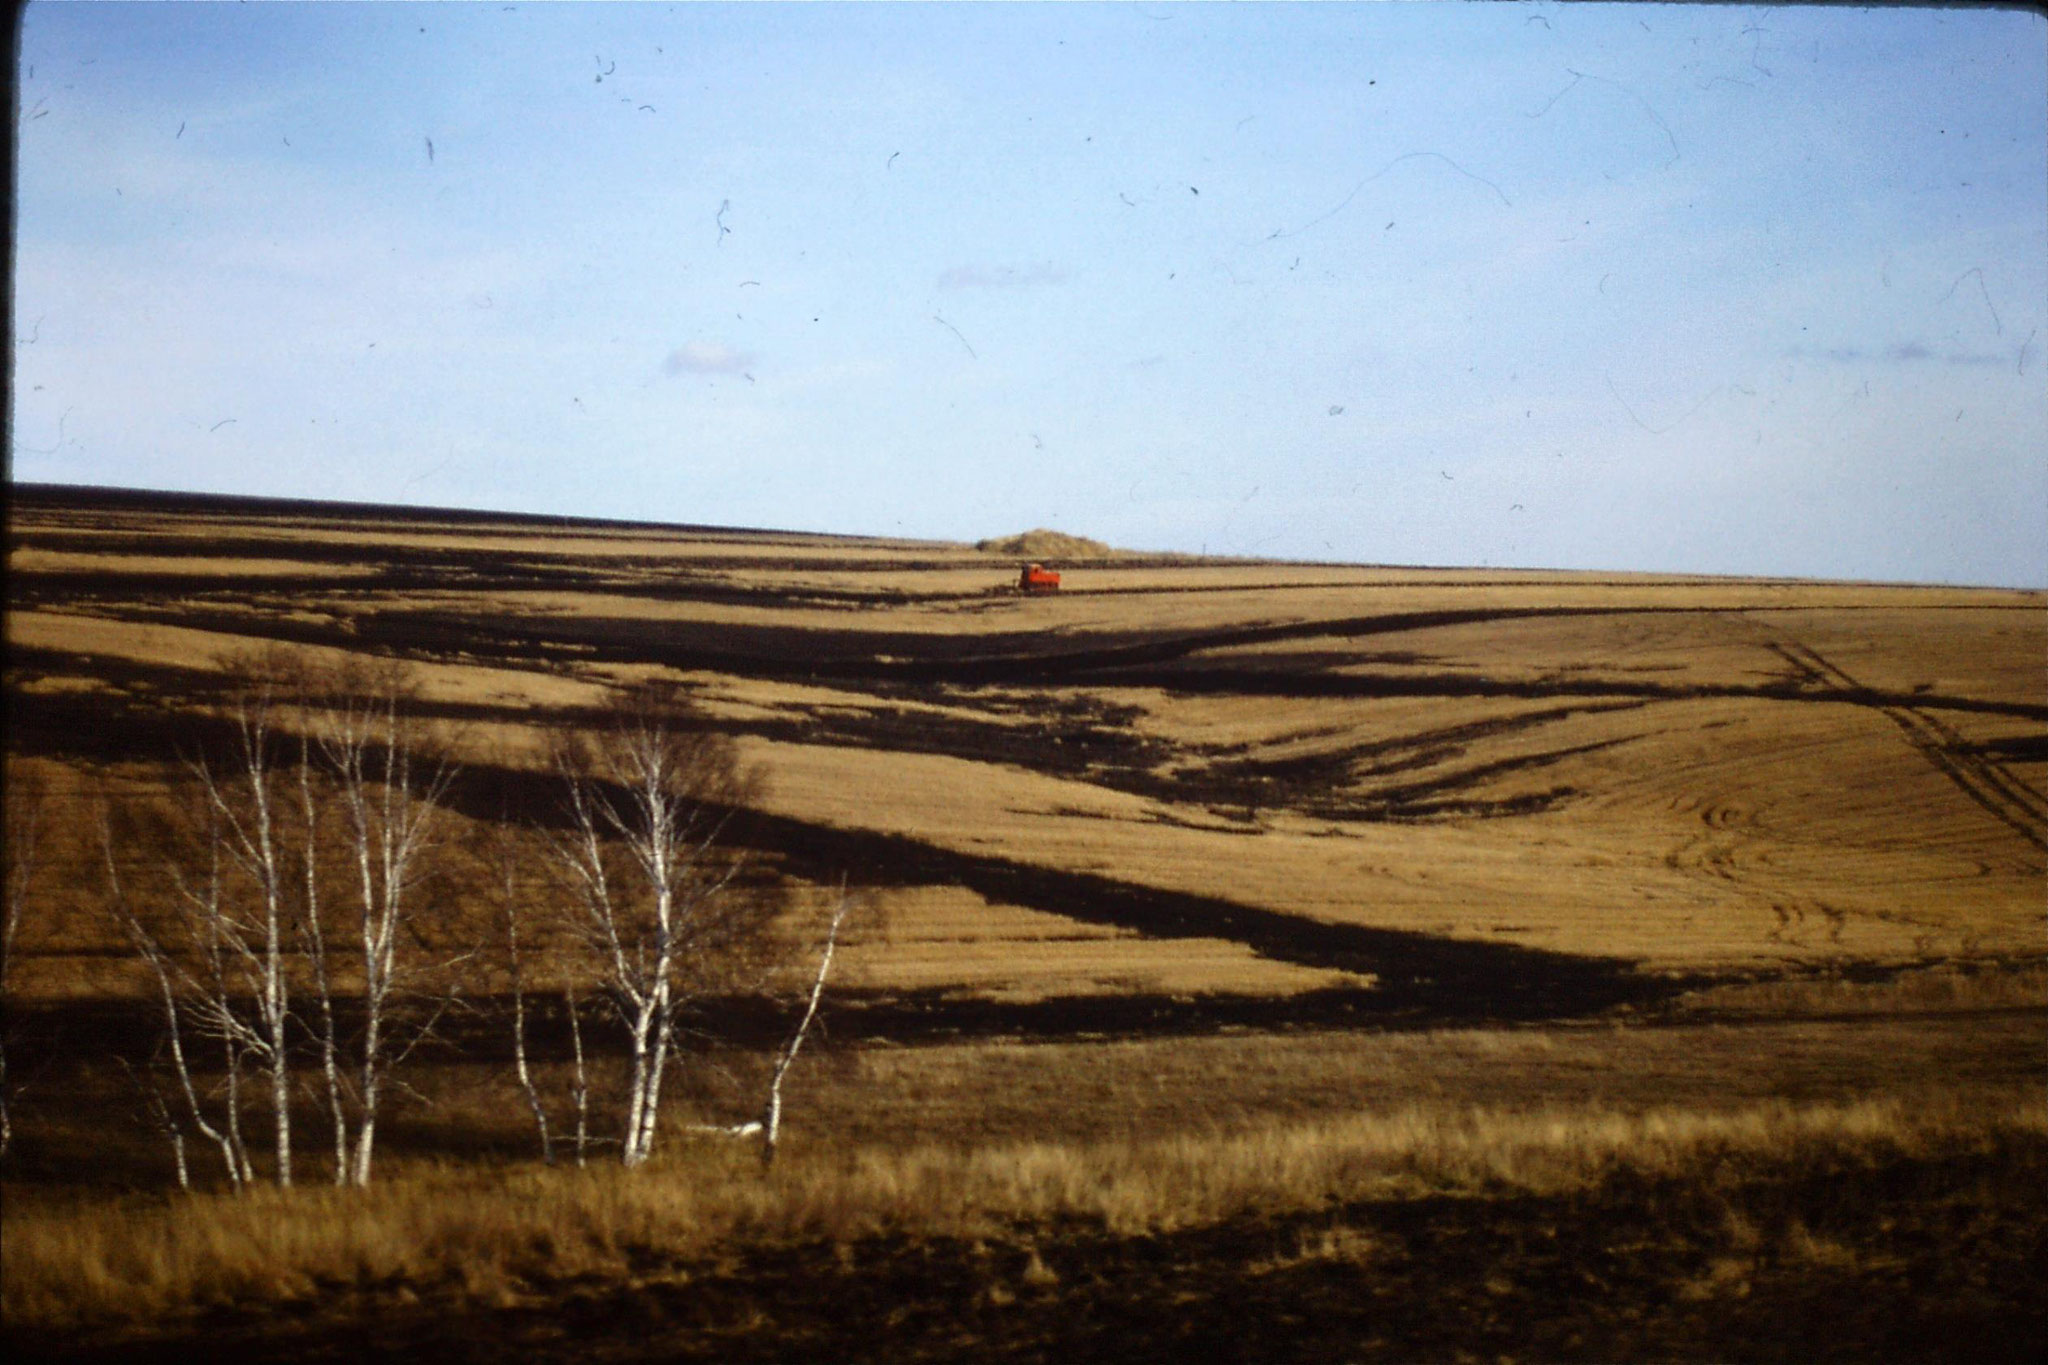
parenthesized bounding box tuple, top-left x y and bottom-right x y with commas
(806, 1008, 2047, 1149)
(975, 529, 1117, 557)
(1674, 961, 2048, 1017)
(7, 1088, 2039, 1332)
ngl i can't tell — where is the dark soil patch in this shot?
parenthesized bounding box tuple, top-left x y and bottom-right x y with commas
(1977, 735, 2048, 763)
(5, 482, 824, 541)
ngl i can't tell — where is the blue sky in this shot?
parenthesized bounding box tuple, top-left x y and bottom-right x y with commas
(12, 2, 2046, 585)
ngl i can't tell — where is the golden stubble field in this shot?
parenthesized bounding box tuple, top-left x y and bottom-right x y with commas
(8, 485, 2043, 1000)
(4, 484, 2046, 1360)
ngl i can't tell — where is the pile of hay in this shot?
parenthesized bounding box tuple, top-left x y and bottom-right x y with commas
(975, 528, 1115, 558)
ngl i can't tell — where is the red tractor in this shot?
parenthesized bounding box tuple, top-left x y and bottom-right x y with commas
(1018, 562, 1062, 594)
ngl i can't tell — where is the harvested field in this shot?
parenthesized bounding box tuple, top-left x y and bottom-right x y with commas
(11, 487, 2041, 977)
(4, 483, 2043, 1358)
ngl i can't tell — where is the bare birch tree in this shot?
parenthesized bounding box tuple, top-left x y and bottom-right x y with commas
(106, 654, 307, 1186)
(171, 657, 298, 1186)
(563, 982, 591, 1166)
(470, 803, 556, 1165)
(757, 883, 854, 1168)
(296, 658, 459, 1187)
(296, 733, 353, 1186)
(548, 685, 771, 1167)
(101, 798, 258, 1188)
(490, 847, 593, 1168)
(123, 1052, 193, 1191)
(465, 762, 596, 1169)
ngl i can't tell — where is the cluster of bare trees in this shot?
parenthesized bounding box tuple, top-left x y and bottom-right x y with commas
(4, 652, 849, 1190)
(498, 685, 846, 1171)
(100, 653, 460, 1189)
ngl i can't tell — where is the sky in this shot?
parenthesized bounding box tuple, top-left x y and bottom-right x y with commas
(11, 1, 2046, 586)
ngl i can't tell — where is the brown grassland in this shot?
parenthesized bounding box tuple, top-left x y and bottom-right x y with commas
(3, 483, 2044, 1362)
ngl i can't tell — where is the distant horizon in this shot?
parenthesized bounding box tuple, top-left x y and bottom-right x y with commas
(10, 477, 2038, 593)
(13, 3, 2046, 589)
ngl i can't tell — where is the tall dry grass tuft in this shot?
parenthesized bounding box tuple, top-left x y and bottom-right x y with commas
(1679, 963, 2048, 1018)
(7, 1085, 2042, 1332)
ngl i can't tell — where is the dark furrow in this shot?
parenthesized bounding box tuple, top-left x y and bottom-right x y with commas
(1351, 736, 1638, 807)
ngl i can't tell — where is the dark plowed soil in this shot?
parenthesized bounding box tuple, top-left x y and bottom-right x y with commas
(3, 481, 822, 540)
(19, 1135, 2047, 1364)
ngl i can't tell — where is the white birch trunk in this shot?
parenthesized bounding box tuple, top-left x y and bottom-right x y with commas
(498, 855, 554, 1164)
(192, 688, 295, 1188)
(549, 689, 753, 1170)
(103, 818, 249, 1187)
(299, 745, 352, 1186)
(308, 673, 453, 1187)
(621, 1001, 657, 1166)
(567, 984, 590, 1168)
(759, 888, 850, 1167)
(242, 728, 292, 1189)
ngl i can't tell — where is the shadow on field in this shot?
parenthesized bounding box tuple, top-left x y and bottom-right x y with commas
(3, 736, 1688, 1070)
(731, 806, 1683, 1026)
(434, 760, 1688, 1034)
(0, 666, 1688, 1039)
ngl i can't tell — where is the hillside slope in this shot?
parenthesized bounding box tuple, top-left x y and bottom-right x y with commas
(7, 484, 2044, 1010)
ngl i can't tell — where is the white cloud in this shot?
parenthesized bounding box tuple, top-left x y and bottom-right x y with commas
(1788, 340, 2020, 369)
(936, 263, 1069, 291)
(664, 341, 754, 376)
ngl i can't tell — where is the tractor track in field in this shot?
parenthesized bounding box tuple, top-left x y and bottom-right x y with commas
(1770, 642, 2048, 853)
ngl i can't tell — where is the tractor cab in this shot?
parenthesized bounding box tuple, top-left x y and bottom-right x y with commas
(1018, 563, 1061, 593)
